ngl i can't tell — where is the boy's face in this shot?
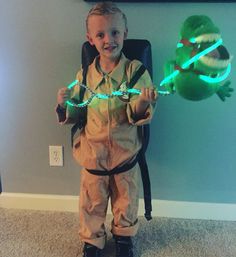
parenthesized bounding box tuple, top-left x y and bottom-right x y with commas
(87, 13, 128, 62)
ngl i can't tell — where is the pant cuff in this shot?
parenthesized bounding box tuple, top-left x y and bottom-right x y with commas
(111, 219, 139, 237)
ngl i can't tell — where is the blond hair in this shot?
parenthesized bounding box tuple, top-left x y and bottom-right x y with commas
(86, 1, 128, 31)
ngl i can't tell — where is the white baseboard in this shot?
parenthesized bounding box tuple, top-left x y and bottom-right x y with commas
(1, 192, 236, 221)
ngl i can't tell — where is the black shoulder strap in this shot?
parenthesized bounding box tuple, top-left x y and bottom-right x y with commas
(128, 64, 152, 220)
(128, 64, 146, 89)
(138, 135, 152, 221)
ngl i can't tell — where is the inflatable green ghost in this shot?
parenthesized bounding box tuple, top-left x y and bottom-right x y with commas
(162, 15, 233, 101)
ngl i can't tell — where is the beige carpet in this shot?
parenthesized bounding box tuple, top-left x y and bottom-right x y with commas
(1, 207, 236, 257)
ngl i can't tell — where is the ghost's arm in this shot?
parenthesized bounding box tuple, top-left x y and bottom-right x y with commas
(216, 81, 234, 101)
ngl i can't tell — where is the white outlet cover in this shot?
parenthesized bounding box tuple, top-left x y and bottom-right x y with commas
(49, 145, 64, 167)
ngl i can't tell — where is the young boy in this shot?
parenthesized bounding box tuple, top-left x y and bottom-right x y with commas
(56, 2, 157, 257)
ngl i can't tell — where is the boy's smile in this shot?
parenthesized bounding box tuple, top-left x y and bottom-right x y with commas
(87, 13, 128, 69)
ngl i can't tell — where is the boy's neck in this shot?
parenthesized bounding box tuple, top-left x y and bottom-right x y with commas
(98, 54, 121, 74)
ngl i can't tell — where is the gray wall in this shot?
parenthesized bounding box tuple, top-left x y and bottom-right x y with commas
(1, 0, 236, 203)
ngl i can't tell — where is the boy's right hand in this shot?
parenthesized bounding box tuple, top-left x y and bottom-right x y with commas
(57, 87, 71, 108)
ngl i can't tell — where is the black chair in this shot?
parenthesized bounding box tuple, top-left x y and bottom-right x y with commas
(81, 39, 153, 220)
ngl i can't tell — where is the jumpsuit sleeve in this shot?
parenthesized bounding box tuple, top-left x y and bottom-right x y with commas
(126, 61, 156, 126)
(55, 69, 84, 125)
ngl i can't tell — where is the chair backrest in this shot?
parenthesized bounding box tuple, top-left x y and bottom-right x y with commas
(81, 39, 153, 79)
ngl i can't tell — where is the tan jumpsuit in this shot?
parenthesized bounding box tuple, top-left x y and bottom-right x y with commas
(57, 53, 155, 249)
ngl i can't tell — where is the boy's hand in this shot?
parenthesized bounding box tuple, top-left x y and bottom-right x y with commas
(139, 87, 158, 104)
(57, 87, 71, 108)
(134, 87, 158, 119)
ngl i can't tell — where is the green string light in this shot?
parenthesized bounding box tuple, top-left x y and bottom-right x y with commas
(160, 70, 180, 87)
(66, 82, 142, 108)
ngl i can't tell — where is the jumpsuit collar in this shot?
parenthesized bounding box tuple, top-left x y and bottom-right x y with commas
(89, 53, 128, 91)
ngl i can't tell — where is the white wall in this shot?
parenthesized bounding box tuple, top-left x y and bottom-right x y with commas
(1, 0, 236, 204)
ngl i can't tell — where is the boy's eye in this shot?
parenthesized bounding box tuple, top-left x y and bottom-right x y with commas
(96, 33, 104, 39)
(112, 30, 120, 36)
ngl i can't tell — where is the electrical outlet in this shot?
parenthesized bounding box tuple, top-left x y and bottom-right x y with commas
(49, 145, 64, 167)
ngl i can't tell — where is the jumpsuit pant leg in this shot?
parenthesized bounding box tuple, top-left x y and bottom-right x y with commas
(79, 168, 110, 249)
(110, 165, 140, 236)
(79, 165, 140, 249)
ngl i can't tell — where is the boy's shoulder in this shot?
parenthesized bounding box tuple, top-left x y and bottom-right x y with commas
(124, 55, 145, 74)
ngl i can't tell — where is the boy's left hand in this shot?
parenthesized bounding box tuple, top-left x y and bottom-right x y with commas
(139, 87, 158, 103)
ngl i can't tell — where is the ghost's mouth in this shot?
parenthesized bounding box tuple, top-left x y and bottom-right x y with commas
(195, 33, 232, 69)
(199, 63, 231, 83)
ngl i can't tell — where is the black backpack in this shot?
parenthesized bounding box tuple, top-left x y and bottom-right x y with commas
(71, 40, 153, 220)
